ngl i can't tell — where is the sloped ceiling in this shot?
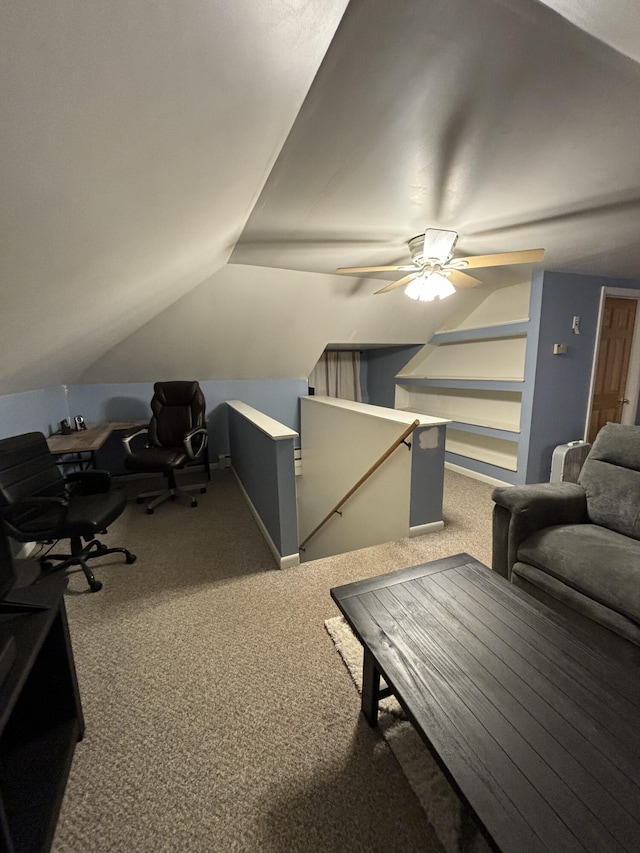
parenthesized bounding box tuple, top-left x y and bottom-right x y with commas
(0, 0, 348, 393)
(232, 0, 640, 280)
(4, 0, 640, 393)
(538, 0, 640, 64)
(78, 263, 492, 383)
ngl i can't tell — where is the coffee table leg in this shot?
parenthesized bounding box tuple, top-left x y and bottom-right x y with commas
(362, 647, 381, 726)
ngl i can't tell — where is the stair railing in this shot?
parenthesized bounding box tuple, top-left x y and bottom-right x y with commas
(298, 419, 420, 552)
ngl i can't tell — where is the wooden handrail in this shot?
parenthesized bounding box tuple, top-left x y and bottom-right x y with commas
(299, 419, 420, 551)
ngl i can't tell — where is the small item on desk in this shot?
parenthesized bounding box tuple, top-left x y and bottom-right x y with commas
(59, 418, 73, 435)
(74, 415, 87, 431)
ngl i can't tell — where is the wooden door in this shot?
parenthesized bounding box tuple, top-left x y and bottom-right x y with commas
(588, 296, 637, 442)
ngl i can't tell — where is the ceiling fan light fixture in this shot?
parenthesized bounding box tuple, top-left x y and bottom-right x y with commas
(338, 228, 544, 297)
(405, 272, 455, 302)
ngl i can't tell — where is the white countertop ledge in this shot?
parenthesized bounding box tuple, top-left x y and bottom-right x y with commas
(303, 396, 450, 427)
(226, 400, 299, 440)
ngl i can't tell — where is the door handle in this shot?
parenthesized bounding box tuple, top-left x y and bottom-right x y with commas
(619, 398, 630, 404)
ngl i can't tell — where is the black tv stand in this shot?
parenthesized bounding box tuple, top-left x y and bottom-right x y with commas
(0, 576, 83, 853)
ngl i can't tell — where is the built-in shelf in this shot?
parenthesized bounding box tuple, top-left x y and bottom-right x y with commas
(395, 377, 525, 392)
(448, 421, 520, 441)
(445, 428, 519, 472)
(429, 320, 530, 344)
(394, 304, 533, 480)
(396, 409, 520, 437)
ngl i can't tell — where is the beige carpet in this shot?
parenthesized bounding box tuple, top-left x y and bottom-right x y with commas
(50, 466, 495, 852)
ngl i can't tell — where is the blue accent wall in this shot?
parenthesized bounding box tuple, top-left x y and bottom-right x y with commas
(525, 271, 640, 483)
(227, 406, 298, 559)
(409, 424, 447, 526)
(0, 386, 68, 439)
(359, 355, 369, 403)
(517, 270, 544, 485)
(0, 379, 307, 477)
(68, 378, 308, 460)
(365, 345, 423, 408)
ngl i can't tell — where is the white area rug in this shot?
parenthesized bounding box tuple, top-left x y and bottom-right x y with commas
(325, 615, 490, 853)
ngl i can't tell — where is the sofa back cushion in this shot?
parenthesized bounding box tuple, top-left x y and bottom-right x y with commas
(578, 423, 640, 540)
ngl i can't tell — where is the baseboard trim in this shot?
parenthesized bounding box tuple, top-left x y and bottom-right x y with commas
(279, 552, 302, 570)
(409, 520, 445, 538)
(445, 462, 511, 488)
(230, 467, 300, 570)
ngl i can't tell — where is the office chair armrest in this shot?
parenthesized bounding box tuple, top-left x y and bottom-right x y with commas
(122, 426, 149, 456)
(66, 470, 112, 494)
(183, 427, 208, 460)
(1, 496, 68, 539)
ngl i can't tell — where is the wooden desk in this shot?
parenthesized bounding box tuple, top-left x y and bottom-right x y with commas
(46, 425, 113, 469)
(331, 553, 640, 853)
(46, 422, 142, 469)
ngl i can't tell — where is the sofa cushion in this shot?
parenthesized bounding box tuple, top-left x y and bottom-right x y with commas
(517, 524, 640, 625)
(578, 423, 640, 541)
(512, 562, 640, 647)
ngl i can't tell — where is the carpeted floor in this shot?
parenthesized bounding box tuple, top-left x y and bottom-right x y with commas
(51, 466, 495, 852)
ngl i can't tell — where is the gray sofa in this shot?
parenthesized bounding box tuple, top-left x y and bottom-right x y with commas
(492, 422, 640, 645)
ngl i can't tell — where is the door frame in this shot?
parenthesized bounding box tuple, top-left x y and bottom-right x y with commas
(584, 286, 640, 438)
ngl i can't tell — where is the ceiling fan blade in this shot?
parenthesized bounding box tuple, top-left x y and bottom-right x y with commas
(457, 248, 545, 269)
(337, 265, 417, 274)
(374, 274, 417, 294)
(423, 229, 458, 263)
(447, 269, 483, 289)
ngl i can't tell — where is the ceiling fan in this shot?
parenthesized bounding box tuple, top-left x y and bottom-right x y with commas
(336, 229, 544, 301)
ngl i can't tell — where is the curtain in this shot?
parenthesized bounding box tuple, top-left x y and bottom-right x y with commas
(309, 351, 362, 401)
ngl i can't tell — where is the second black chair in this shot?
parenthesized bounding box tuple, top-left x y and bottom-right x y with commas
(123, 381, 210, 514)
(0, 432, 135, 592)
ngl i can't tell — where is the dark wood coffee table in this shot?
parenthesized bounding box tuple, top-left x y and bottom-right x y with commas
(330, 552, 640, 853)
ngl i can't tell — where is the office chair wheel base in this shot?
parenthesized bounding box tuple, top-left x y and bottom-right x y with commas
(200, 487, 207, 494)
(191, 500, 198, 508)
(126, 553, 137, 564)
(89, 580, 103, 592)
(146, 508, 154, 515)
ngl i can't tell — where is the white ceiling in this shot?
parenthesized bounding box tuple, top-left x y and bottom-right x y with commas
(0, 0, 348, 393)
(232, 0, 640, 282)
(3, 0, 640, 393)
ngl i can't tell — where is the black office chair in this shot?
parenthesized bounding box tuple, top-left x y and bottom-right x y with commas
(0, 432, 136, 593)
(122, 381, 210, 514)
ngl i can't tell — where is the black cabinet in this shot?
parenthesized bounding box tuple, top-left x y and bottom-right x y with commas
(0, 577, 83, 852)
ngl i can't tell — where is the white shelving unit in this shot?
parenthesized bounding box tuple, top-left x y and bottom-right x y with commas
(394, 283, 532, 480)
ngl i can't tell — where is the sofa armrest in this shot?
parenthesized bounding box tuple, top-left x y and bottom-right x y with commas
(491, 482, 588, 580)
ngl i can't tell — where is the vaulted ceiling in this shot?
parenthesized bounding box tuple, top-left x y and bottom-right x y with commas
(233, 0, 640, 279)
(3, 0, 640, 393)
